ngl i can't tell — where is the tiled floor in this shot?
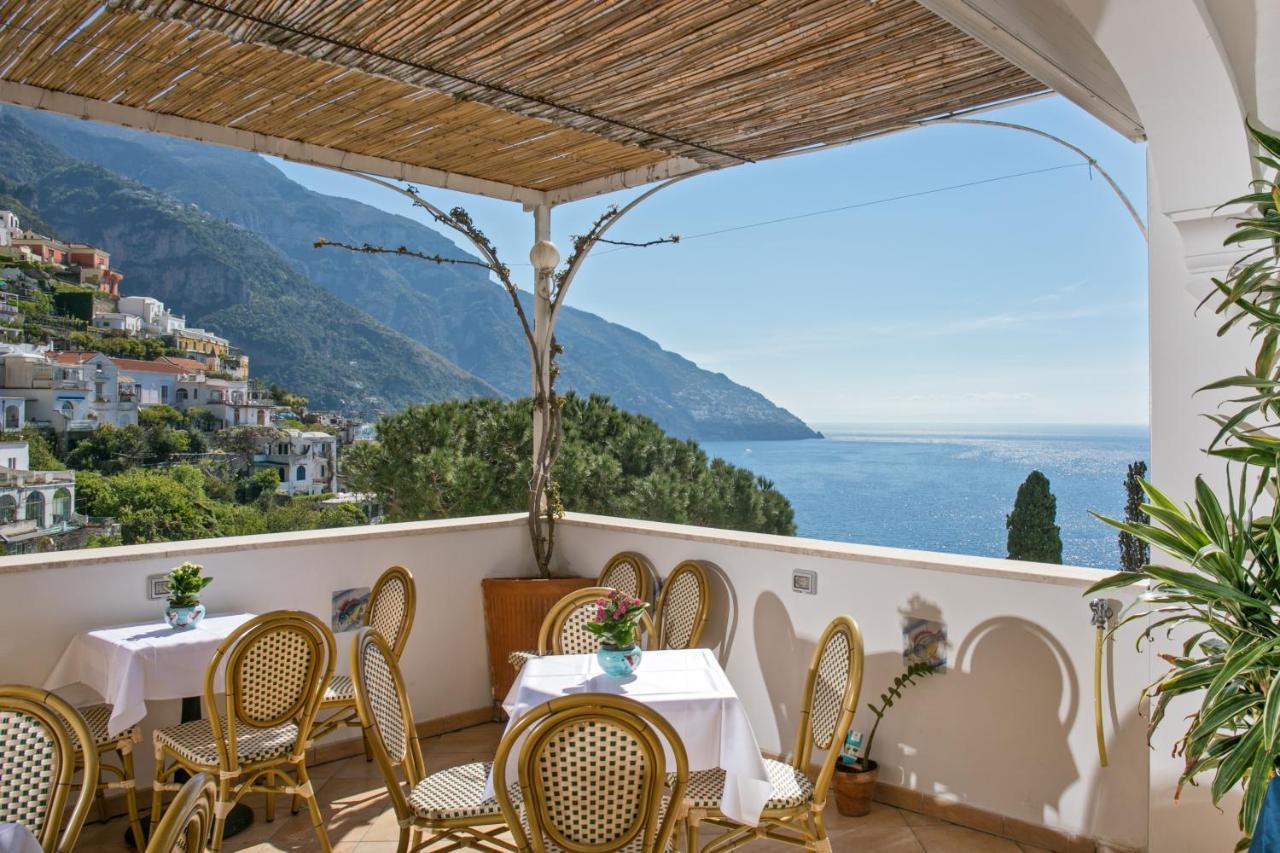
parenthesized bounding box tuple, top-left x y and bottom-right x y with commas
(79, 724, 1050, 852)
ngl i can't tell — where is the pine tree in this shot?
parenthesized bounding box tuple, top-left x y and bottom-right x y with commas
(1006, 470, 1063, 564)
(1118, 460, 1149, 571)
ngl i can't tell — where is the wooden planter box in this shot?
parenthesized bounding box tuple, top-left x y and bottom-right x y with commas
(482, 576, 596, 707)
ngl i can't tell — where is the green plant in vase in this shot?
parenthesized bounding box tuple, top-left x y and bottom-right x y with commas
(1087, 122, 1280, 848)
(584, 589, 648, 676)
(165, 561, 212, 630)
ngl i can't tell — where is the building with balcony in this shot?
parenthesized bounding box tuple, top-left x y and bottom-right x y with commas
(175, 374, 277, 428)
(116, 295, 186, 337)
(9, 233, 67, 266)
(253, 428, 338, 496)
(0, 439, 76, 554)
(168, 326, 230, 359)
(90, 311, 144, 336)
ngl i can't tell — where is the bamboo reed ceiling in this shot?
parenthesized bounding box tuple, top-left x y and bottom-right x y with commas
(0, 0, 1047, 199)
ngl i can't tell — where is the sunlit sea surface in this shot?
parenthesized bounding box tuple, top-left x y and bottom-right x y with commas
(702, 424, 1150, 570)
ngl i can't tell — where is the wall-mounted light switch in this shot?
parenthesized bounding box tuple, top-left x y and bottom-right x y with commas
(792, 569, 817, 595)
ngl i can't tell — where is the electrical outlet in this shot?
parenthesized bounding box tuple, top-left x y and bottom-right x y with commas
(792, 569, 817, 595)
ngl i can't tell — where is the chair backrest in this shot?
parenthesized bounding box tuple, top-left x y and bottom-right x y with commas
(350, 627, 425, 825)
(791, 616, 864, 804)
(0, 685, 98, 852)
(655, 560, 710, 650)
(494, 693, 687, 853)
(536, 586, 656, 656)
(596, 551, 653, 603)
(145, 772, 215, 853)
(365, 565, 416, 658)
(206, 611, 335, 769)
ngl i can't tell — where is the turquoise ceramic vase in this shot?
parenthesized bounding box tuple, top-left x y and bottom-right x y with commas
(165, 603, 205, 630)
(597, 643, 642, 677)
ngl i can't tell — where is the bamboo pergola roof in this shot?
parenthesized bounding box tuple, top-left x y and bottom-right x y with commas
(0, 0, 1049, 204)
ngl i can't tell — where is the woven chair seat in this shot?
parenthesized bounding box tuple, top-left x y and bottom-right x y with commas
(508, 651, 537, 672)
(677, 759, 814, 811)
(407, 761, 505, 820)
(155, 717, 299, 767)
(66, 703, 140, 749)
(323, 674, 355, 702)
(517, 800, 674, 852)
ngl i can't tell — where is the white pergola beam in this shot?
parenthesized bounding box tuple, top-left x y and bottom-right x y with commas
(0, 80, 548, 207)
(913, 0, 1145, 141)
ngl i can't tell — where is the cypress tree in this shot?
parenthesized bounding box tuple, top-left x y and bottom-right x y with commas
(1118, 460, 1150, 571)
(1006, 470, 1063, 564)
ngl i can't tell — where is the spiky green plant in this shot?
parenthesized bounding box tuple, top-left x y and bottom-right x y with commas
(1088, 121, 1280, 848)
(857, 661, 939, 768)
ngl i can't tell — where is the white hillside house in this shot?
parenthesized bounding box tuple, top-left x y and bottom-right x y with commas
(0, 438, 76, 554)
(254, 429, 338, 496)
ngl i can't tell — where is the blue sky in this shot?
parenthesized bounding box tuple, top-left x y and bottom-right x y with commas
(272, 95, 1149, 427)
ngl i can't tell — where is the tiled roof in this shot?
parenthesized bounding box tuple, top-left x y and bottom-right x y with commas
(109, 357, 183, 374)
(158, 356, 208, 373)
(50, 351, 97, 365)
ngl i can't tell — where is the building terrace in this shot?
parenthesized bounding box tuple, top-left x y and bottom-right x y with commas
(0, 1, 1270, 851)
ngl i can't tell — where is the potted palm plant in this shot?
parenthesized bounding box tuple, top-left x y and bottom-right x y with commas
(1087, 122, 1280, 847)
(834, 661, 939, 816)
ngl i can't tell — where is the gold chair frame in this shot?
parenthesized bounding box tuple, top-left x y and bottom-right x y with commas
(654, 561, 711, 650)
(73, 704, 145, 850)
(145, 772, 215, 853)
(351, 627, 515, 853)
(688, 616, 864, 853)
(537, 586, 657, 655)
(313, 565, 417, 756)
(598, 551, 655, 603)
(493, 693, 689, 853)
(149, 610, 336, 853)
(0, 684, 99, 853)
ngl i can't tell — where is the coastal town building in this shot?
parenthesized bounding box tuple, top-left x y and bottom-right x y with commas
(116, 295, 186, 337)
(0, 438, 77, 555)
(253, 428, 338, 497)
(10, 233, 67, 266)
(0, 211, 19, 247)
(176, 373, 276, 427)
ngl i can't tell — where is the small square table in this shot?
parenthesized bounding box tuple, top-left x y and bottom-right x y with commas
(44, 613, 256, 734)
(491, 648, 772, 826)
(43, 612, 258, 843)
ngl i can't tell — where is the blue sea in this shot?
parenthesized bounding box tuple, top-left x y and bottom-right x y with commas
(703, 424, 1150, 570)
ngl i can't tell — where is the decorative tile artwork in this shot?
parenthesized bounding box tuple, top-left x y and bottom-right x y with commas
(903, 616, 947, 670)
(332, 587, 370, 633)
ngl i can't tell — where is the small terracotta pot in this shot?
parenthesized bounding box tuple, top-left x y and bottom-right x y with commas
(833, 760, 878, 817)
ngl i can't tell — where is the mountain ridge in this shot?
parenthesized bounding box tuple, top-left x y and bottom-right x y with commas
(8, 107, 818, 441)
(0, 113, 499, 415)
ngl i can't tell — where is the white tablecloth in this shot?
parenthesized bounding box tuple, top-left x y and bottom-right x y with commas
(490, 648, 771, 826)
(43, 613, 256, 734)
(0, 823, 41, 853)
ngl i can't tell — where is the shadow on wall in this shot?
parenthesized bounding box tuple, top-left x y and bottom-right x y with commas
(693, 560, 738, 664)
(878, 616, 1080, 822)
(754, 590, 816, 751)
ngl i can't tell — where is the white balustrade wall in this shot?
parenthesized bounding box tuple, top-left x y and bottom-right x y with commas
(0, 512, 1153, 849)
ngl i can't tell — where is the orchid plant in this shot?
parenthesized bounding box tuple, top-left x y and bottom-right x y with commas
(584, 590, 648, 649)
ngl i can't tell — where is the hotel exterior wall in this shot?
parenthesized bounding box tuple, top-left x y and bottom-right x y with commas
(554, 513, 1150, 851)
(0, 514, 530, 781)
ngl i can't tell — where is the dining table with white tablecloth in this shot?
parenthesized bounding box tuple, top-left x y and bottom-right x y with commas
(42, 612, 257, 735)
(488, 647, 772, 827)
(0, 822, 42, 853)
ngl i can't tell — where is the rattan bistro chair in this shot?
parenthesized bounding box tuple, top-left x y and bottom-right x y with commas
(509, 552, 655, 674)
(67, 702, 146, 850)
(537, 586, 657, 658)
(654, 561, 710, 650)
(683, 616, 864, 853)
(598, 551, 654, 603)
(493, 693, 688, 853)
(351, 627, 515, 853)
(149, 611, 336, 853)
(0, 685, 99, 853)
(313, 565, 416, 755)
(145, 773, 215, 853)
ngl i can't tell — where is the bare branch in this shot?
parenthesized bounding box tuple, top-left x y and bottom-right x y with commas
(314, 238, 494, 270)
(595, 235, 680, 248)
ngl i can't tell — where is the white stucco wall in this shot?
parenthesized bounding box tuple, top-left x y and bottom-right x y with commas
(555, 514, 1149, 851)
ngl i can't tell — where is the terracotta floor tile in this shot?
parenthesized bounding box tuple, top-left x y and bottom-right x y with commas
(912, 825, 1025, 853)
